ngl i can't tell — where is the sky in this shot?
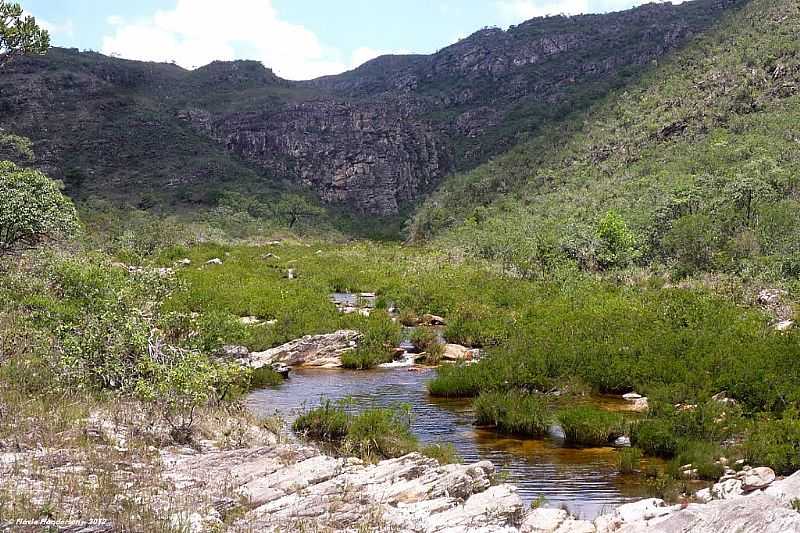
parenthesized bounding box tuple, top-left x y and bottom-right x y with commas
(19, 0, 687, 81)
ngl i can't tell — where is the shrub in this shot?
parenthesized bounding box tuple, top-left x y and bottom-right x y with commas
(341, 315, 400, 369)
(344, 406, 418, 462)
(292, 399, 349, 442)
(557, 406, 624, 446)
(669, 440, 725, 480)
(631, 419, 679, 458)
(596, 210, 638, 269)
(249, 366, 283, 389)
(743, 413, 800, 475)
(474, 391, 550, 436)
(0, 161, 80, 254)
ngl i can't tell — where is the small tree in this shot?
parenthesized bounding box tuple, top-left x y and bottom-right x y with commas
(596, 209, 637, 269)
(0, 161, 80, 253)
(1, 1, 49, 67)
(273, 193, 323, 229)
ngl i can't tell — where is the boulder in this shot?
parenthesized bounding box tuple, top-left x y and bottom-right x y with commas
(441, 343, 479, 361)
(776, 320, 795, 331)
(742, 467, 776, 492)
(422, 313, 447, 326)
(247, 330, 361, 368)
(205, 258, 223, 265)
(757, 288, 785, 306)
(613, 498, 677, 523)
(520, 508, 568, 532)
(220, 345, 249, 358)
(176, 258, 192, 266)
(711, 478, 744, 500)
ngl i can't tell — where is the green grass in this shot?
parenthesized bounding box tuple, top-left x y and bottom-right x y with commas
(557, 407, 624, 446)
(616, 448, 643, 474)
(473, 391, 551, 436)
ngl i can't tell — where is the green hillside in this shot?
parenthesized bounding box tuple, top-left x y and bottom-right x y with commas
(410, 0, 800, 281)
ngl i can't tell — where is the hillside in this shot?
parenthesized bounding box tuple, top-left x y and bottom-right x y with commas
(0, 0, 740, 215)
(411, 0, 800, 281)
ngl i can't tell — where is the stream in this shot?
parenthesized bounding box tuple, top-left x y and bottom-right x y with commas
(247, 366, 656, 519)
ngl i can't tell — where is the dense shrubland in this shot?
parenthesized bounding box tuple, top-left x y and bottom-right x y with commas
(410, 0, 800, 285)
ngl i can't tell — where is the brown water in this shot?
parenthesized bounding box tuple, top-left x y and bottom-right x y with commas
(247, 367, 654, 519)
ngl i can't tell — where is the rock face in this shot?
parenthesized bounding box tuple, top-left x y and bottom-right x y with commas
(164, 446, 524, 532)
(246, 330, 361, 368)
(0, 1, 742, 214)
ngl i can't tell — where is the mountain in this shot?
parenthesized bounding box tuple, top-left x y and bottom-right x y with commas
(409, 0, 799, 278)
(0, 0, 741, 215)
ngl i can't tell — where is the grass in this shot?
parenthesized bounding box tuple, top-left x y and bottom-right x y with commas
(292, 399, 461, 464)
(616, 448, 643, 474)
(557, 407, 624, 447)
(474, 391, 551, 436)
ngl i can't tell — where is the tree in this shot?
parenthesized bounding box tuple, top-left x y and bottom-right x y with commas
(0, 161, 79, 253)
(273, 194, 323, 229)
(1, 1, 50, 67)
(596, 209, 637, 269)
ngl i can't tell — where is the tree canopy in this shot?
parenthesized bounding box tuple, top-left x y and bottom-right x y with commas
(1, 1, 49, 67)
(0, 161, 79, 253)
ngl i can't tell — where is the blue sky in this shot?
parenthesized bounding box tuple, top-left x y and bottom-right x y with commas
(19, 0, 686, 80)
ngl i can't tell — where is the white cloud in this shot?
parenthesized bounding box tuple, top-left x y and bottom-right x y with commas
(496, 0, 590, 23)
(101, 0, 354, 80)
(21, 9, 74, 39)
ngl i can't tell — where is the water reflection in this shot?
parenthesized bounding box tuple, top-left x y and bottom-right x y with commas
(247, 367, 652, 519)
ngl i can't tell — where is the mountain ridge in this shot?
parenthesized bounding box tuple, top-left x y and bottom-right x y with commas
(0, 0, 743, 215)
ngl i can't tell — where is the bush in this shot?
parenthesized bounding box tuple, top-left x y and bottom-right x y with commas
(474, 391, 550, 436)
(344, 406, 418, 462)
(557, 406, 624, 446)
(341, 315, 400, 369)
(669, 440, 725, 480)
(744, 413, 800, 475)
(631, 419, 679, 458)
(292, 399, 350, 442)
(0, 161, 79, 254)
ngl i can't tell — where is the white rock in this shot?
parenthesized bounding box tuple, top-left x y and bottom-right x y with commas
(205, 258, 223, 265)
(555, 520, 595, 533)
(520, 508, 568, 532)
(613, 436, 631, 447)
(622, 393, 643, 400)
(248, 330, 361, 368)
(695, 487, 712, 503)
(711, 478, 744, 500)
(776, 320, 794, 331)
(613, 498, 676, 523)
(742, 467, 776, 492)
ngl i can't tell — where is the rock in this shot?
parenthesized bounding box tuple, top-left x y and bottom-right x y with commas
(613, 436, 631, 448)
(220, 345, 249, 358)
(742, 467, 776, 492)
(556, 520, 596, 533)
(422, 313, 447, 326)
(711, 478, 744, 500)
(622, 392, 642, 400)
(613, 498, 677, 523)
(520, 508, 568, 532)
(286, 268, 296, 280)
(270, 363, 291, 379)
(441, 343, 479, 361)
(175, 258, 192, 266)
(712, 391, 737, 406)
(239, 316, 264, 326)
(775, 320, 794, 331)
(757, 288, 785, 306)
(248, 330, 361, 368)
(631, 397, 649, 412)
(205, 258, 223, 265)
(695, 487, 713, 503)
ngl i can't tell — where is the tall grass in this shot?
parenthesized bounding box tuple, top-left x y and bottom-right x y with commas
(474, 391, 551, 436)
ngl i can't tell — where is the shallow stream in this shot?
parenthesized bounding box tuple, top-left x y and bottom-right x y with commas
(247, 367, 656, 519)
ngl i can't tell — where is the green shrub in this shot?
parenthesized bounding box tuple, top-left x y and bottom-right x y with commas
(631, 419, 679, 458)
(341, 315, 400, 369)
(616, 447, 643, 474)
(249, 366, 283, 389)
(344, 406, 418, 462)
(292, 399, 350, 442)
(557, 406, 624, 446)
(0, 161, 80, 254)
(668, 440, 725, 480)
(473, 391, 550, 436)
(744, 413, 800, 475)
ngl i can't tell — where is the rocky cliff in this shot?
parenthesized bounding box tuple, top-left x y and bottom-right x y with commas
(0, 0, 744, 214)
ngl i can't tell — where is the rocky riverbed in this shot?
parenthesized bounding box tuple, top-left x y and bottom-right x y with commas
(5, 403, 800, 532)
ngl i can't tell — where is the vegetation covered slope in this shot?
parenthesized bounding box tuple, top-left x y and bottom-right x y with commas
(410, 0, 800, 282)
(0, 0, 740, 215)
